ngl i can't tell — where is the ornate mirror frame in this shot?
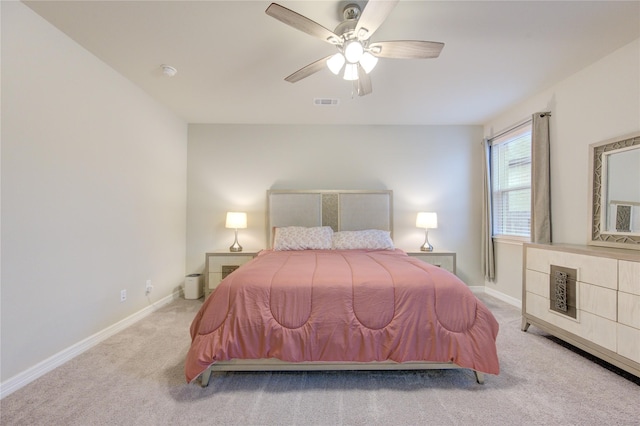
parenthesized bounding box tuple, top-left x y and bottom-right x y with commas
(588, 131, 640, 250)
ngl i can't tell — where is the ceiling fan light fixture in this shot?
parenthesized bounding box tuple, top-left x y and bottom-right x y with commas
(327, 53, 346, 75)
(344, 40, 364, 63)
(343, 63, 359, 81)
(359, 52, 378, 74)
(265, 1, 445, 96)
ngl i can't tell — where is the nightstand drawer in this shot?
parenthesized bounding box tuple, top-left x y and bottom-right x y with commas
(406, 251, 456, 274)
(208, 255, 255, 272)
(208, 266, 244, 288)
(204, 251, 259, 299)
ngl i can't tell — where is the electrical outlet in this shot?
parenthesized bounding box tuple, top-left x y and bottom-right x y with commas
(120, 289, 127, 302)
(145, 279, 153, 295)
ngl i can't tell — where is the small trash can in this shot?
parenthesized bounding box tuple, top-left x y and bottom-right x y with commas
(184, 274, 203, 299)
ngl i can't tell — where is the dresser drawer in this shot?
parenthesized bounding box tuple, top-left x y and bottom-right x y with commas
(618, 291, 640, 329)
(619, 260, 640, 295)
(526, 247, 618, 289)
(618, 324, 640, 363)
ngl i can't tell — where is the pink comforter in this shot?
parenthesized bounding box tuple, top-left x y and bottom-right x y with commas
(185, 249, 499, 382)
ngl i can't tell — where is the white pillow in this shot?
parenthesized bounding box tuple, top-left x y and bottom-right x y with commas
(273, 226, 334, 250)
(332, 230, 395, 250)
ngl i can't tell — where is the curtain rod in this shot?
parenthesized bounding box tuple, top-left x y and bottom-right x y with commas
(487, 118, 531, 142)
(486, 112, 551, 143)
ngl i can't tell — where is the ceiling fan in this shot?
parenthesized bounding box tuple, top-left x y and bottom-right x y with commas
(265, 0, 444, 96)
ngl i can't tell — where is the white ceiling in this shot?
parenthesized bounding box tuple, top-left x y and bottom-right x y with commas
(24, 1, 640, 125)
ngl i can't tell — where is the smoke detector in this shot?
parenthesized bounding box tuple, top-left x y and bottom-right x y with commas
(161, 64, 177, 77)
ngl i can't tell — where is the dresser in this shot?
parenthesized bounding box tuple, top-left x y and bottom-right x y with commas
(406, 250, 456, 274)
(204, 251, 260, 299)
(522, 243, 640, 377)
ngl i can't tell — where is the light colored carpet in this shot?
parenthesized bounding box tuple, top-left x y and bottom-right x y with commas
(1, 294, 639, 425)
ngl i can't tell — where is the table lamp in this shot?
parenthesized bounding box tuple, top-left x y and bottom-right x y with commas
(225, 212, 247, 252)
(416, 212, 438, 252)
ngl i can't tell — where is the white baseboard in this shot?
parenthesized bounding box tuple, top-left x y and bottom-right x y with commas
(471, 285, 522, 308)
(483, 286, 522, 309)
(466, 285, 522, 309)
(0, 290, 181, 399)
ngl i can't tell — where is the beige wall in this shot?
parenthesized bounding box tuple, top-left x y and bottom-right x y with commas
(483, 38, 640, 302)
(187, 124, 484, 286)
(1, 2, 187, 382)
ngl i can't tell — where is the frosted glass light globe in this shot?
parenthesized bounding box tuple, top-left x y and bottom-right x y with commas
(344, 41, 364, 63)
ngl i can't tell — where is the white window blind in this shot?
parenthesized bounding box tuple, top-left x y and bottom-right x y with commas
(490, 123, 532, 238)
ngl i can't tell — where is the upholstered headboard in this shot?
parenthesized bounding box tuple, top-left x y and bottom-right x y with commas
(266, 190, 393, 247)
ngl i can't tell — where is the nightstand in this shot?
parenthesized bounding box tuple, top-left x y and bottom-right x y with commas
(406, 250, 456, 274)
(204, 250, 260, 299)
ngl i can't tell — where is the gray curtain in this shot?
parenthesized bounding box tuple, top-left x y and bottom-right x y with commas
(481, 138, 495, 281)
(531, 112, 552, 243)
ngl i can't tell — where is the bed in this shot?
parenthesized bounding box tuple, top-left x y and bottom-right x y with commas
(185, 190, 500, 386)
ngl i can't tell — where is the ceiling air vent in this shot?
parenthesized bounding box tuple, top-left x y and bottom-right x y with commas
(313, 98, 340, 106)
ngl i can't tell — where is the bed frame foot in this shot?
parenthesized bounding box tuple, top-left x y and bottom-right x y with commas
(200, 367, 213, 388)
(521, 318, 530, 332)
(474, 371, 485, 385)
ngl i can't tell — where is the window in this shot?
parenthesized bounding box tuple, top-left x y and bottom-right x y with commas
(490, 123, 532, 238)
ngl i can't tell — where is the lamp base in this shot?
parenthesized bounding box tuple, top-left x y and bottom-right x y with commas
(420, 229, 433, 252)
(229, 229, 243, 252)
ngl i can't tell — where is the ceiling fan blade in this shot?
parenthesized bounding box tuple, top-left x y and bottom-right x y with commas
(284, 55, 333, 83)
(354, 0, 399, 41)
(357, 66, 373, 96)
(266, 3, 341, 45)
(369, 40, 445, 59)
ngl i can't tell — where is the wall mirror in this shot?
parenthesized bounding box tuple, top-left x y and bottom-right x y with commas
(588, 132, 640, 250)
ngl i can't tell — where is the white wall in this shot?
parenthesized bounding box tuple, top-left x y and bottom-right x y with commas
(187, 124, 484, 286)
(1, 2, 187, 383)
(483, 38, 640, 301)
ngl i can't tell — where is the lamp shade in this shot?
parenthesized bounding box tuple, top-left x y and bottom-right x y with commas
(225, 212, 247, 229)
(359, 52, 378, 74)
(416, 212, 438, 229)
(327, 53, 345, 75)
(343, 63, 359, 81)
